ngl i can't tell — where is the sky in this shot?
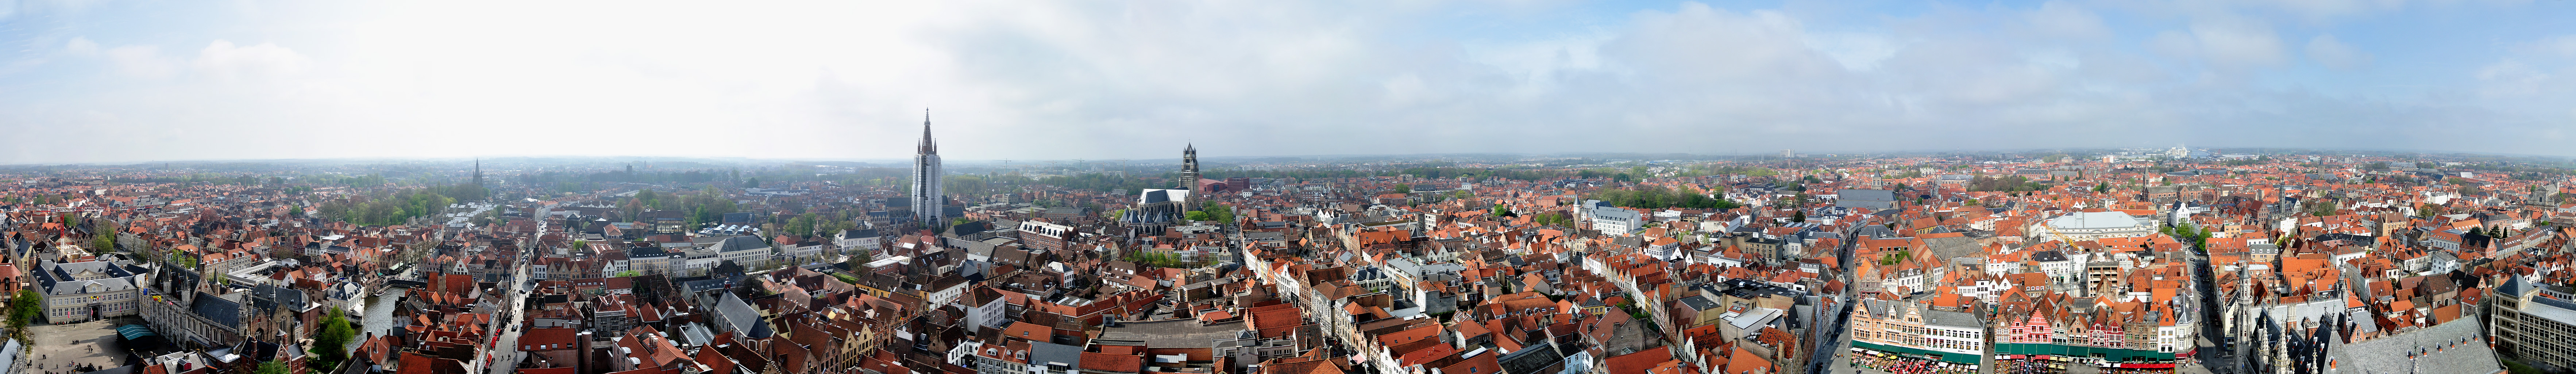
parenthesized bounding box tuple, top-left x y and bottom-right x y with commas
(3, 0, 2574, 164)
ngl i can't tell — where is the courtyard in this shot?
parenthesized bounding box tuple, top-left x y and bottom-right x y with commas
(20, 317, 141, 374)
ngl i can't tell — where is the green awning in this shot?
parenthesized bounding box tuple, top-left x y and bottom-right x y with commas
(115, 325, 155, 340)
(1991, 343, 2175, 362)
(1851, 340, 1981, 365)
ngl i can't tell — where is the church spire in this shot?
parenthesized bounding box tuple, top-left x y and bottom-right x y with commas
(918, 108, 937, 154)
(910, 108, 946, 228)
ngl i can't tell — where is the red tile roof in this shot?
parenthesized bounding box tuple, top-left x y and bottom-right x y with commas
(1602, 348, 1676, 374)
(518, 328, 578, 351)
(1078, 352, 1143, 373)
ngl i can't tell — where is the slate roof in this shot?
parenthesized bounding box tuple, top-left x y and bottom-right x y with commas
(714, 236, 768, 253)
(712, 292, 765, 337)
(1677, 296, 1719, 311)
(1920, 309, 1979, 328)
(2326, 315, 2500, 374)
(1839, 189, 1897, 202)
(1028, 341, 1082, 367)
(190, 292, 245, 328)
(36, 260, 142, 296)
(1496, 341, 1567, 374)
(2524, 296, 2576, 326)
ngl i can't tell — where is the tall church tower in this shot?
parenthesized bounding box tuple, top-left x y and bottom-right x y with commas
(1179, 143, 1200, 190)
(1178, 144, 1200, 207)
(911, 111, 945, 227)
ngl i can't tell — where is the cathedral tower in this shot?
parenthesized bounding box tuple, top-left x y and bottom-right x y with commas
(911, 111, 946, 227)
(1179, 143, 1199, 190)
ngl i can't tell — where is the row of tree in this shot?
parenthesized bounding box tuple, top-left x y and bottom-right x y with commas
(617, 187, 740, 230)
(1586, 186, 1739, 210)
(313, 183, 485, 226)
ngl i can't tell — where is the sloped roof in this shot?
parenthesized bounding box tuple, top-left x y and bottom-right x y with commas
(190, 292, 244, 328)
(714, 236, 767, 253)
(2326, 315, 2500, 374)
(712, 292, 765, 338)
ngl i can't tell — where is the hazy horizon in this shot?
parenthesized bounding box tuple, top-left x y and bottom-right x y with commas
(11, 146, 2568, 169)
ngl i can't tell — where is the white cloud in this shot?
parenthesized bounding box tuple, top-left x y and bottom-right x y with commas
(2149, 30, 2201, 61)
(2304, 34, 2370, 70)
(1464, 34, 1612, 98)
(1379, 73, 1437, 107)
(2024, 1, 2112, 40)
(64, 37, 97, 55)
(191, 40, 309, 81)
(1804, 32, 1901, 72)
(104, 45, 176, 79)
(2255, 0, 2411, 22)
(2189, 20, 2288, 70)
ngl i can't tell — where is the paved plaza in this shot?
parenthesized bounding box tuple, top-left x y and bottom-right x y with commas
(21, 318, 137, 374)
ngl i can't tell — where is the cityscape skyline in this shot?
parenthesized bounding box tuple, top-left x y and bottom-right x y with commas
(6, 2, 2575, 374)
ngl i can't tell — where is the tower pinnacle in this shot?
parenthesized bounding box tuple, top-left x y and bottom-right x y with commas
(911, 108, 946, 228)
(919, 108, 937, 154)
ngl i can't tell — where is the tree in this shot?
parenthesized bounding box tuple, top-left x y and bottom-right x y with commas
(255, 359, 289, 374)
(1531, 212, 1573, 226)
(170, 248, 199, 268)
(311, 308, 355, 370)
(93, 222, 116, 252)
(1393, 184, 1412, 194)
(1184, 210, 1211, 221)
(741, 177, 761, 188)
(614, 270, 642, 277)
(1791, 211, 1806, 223)
(8, 289, 38, 342)
(1200, 202, 1236, 224)
(786, 214, 817, 237)
(1490, 203, 1511, 217)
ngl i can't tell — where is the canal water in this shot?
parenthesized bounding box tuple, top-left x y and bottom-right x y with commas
(350, 288, 406, 351)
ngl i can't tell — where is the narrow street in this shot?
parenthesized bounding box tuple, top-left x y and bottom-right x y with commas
(481, 210, 542, 374)
(482, 262, 531, 374)
(2186, 248, 2232, 374)
(1805, 225, 1861, 374)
